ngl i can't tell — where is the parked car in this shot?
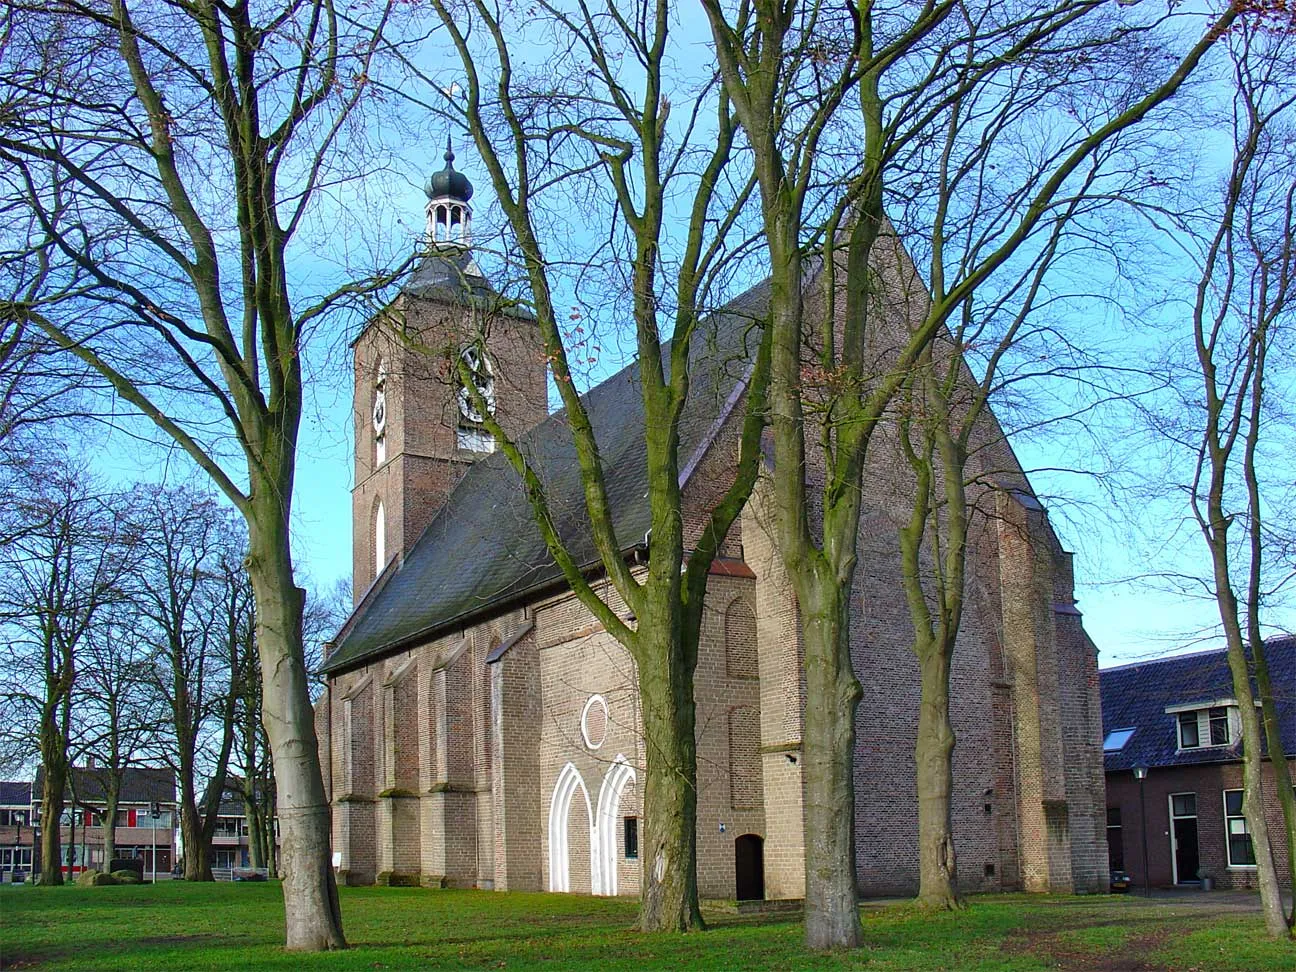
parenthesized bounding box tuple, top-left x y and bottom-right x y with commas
(1110, 869, 1131, 893)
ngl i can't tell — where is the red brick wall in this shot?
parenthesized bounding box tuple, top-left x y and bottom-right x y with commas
(1105, 760, 1295, 890)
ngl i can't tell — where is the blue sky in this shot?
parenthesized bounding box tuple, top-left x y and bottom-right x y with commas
(84, 3, 1295, 672)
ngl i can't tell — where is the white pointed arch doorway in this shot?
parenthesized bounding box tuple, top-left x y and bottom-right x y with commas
(548, 762, 594, 893)
(594, 755, 637, 897)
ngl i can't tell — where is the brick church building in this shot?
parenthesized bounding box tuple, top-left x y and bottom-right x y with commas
(316, 148, 1109, 901)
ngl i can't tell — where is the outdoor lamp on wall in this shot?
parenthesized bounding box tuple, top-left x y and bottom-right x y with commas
(1133, 766, 1150, 897)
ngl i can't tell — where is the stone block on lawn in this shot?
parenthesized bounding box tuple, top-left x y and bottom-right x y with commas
(111, 870, 142, 884)
(75, 870, 119, 887)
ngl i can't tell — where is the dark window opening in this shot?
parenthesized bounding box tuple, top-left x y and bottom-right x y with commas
(624, 817, 638, 860)
(1106, 807, 1124, 871)
(984, 863, 995, 877)
(1178, 711, 1200, 749)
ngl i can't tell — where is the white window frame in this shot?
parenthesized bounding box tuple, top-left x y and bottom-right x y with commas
(1170, 705, 1235, 751)
(1223, 788, 1256, 869)
(0, 847, 32, 870)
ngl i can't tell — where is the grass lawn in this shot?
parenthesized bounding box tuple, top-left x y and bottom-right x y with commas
(1, 882, 1291, 971)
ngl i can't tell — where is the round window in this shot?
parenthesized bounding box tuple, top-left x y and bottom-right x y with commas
(581, 695, 609, 750)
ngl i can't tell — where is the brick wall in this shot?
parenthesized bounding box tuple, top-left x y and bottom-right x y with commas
(1105, 759, 1295, 890)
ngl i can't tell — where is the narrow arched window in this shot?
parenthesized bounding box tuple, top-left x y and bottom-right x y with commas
(375, 501, 386, 573)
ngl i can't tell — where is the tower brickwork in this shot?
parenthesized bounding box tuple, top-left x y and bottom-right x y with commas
(351, 144, 547, 602)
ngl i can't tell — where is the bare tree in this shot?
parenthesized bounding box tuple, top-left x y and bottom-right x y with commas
(76, 611, 163, 868)
(703, 0, 1240, 945)
(128, 486, 245, 882)
(0, 459, 132, 884)
(405, 0, 772, 930)
(0, 0, 422, 945)
(1171, 20, 1295, 938)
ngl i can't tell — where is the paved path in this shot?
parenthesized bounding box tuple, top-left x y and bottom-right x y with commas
(1135, 887, 1293, 913)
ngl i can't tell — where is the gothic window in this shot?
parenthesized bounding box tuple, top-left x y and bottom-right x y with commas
(724, 598, 758, 679)
(375, 501, 386, 574)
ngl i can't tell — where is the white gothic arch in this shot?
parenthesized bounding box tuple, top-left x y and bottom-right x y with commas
(594, 755, 637, 897)
(548, 762, 594, 893)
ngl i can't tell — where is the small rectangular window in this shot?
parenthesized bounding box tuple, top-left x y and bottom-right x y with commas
(1178, 711, 1200, 749)
(1224, 789, 1255, 866)
(1209, 707, 1229, 745)
(624, 816, 638, 860)
(1171, 793, 1196, 818)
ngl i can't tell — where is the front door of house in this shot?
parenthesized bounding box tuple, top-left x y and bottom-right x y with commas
(1170, 792, 1199, 884)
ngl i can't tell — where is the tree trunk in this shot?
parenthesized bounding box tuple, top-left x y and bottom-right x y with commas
(1207, 519, 1289, 938)
(634, 605, 703, 932)
(246, 499, 344, 950)
(799, 587, 863, 950)
(38, 795, 64, 885)
(1225, 640, 1287, 938)
(101, 793, 118, 870)
(181, 798, 213, 881)
(1254, 655, 1296, 927)
(244, 794, 265, 870)
(37, 723, 66, 885)
(913, 635, 960, 909)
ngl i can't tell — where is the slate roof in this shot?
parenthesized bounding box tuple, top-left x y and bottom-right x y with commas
(0, 780, 31, 806)
(32, 766, 176, 805)
(403, 248, 534, 319)
(1100, 635, 1296, 773)
(324, 277, 771, 674)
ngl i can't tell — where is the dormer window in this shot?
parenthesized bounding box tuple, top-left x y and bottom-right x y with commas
(1170, 704, 1235, 750)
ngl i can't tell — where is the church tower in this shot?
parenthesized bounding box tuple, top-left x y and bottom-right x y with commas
(351, 142, 548, 602)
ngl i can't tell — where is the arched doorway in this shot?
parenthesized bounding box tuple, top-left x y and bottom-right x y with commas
(734, 833, 764, 901)
(548, 763, 593, 892)
(594, 755, 636, 896)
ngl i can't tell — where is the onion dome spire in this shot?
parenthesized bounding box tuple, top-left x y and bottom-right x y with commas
(425, 136, 474, 204)
(425, 136, 474, 247)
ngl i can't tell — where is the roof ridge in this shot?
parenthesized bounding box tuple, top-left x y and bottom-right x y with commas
(1100, 633, 1295, 675)
(1099, 645, 1226, 674)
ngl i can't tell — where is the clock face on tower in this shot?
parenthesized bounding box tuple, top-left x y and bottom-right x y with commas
(457, 346, 495, 424)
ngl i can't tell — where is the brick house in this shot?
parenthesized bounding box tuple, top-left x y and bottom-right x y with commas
(32, 766, 176, 877)
(0, 781, 34, 878)
(1100, 637, 1295, 890)
(317, 149, 1109, 901)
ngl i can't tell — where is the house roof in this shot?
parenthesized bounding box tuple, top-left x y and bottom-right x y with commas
(32, 766, 176, 805)
(0, 780, 31, 806)
(1100, 635, 1295, 773)
(323, 277, 770, 675)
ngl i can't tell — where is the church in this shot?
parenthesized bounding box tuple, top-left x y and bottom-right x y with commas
(316, 147, 1109, 902)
